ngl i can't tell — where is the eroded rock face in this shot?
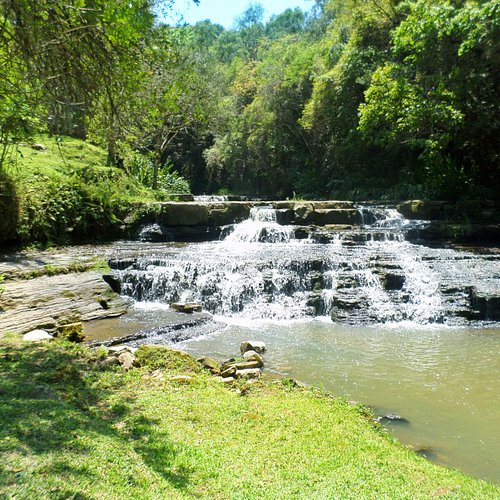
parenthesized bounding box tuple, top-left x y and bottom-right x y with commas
(0, 272, 129, 336)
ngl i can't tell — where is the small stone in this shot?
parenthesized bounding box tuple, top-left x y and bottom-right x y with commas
(220, 358, 236, 371)
(100, 356, 120, 368)
(197, 357, 220, 374)
(31, 143, 46, 151)
(236, 368, 261, 379)
(220, 365, 237, 378)
(109, 345, 137, 357)
(235, 361, 261, 370)
(378, 414, 410, 425)
(23, 330, 53, 341)
(243, 350, 264, 366)
(240, 341, 266, 354)
(214, 376, 236, 384)
(118, 351, 138, 370)
(171, 375, 194, 384)
(170, 302, 202, 313)
(150, 369, 164, 380)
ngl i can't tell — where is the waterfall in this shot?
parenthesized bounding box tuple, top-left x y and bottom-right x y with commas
(110, 205, 499, 326)
(224, 206, 295, 243)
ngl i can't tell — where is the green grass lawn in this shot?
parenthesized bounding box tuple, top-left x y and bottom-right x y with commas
(1, 336, 498, 499)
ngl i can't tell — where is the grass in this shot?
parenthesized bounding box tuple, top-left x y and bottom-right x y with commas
(0, 336, 498, 499)
(0, 135, 188, 245)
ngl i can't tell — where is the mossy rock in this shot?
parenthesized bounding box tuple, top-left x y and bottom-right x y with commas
(57, 322, 85, 343)
(135, 345, 202, 372)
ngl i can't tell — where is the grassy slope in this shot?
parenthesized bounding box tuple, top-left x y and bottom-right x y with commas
(0, 136, 157, 244)
(1, 337, 498, 499)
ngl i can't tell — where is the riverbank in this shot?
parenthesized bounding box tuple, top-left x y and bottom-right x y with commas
(1, 335, 498, 498)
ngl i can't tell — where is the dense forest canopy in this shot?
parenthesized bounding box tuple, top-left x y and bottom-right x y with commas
(1, 0, 499, 200)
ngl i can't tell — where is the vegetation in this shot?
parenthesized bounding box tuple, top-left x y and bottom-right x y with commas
(1, 0, 498, 208)
(0, 136, 189, 244)
(1, 336, 499, 498)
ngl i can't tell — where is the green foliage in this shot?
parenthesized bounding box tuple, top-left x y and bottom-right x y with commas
(359, 0, 500, 199)
(129, 154, 190, 194)
(4, 136, 167, 244)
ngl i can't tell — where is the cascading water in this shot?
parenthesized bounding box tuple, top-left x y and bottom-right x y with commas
(111, 205, 499, 326)
(223, 206, 295, 243)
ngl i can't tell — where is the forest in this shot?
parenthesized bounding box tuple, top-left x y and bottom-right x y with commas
(1, 0, 499, 202)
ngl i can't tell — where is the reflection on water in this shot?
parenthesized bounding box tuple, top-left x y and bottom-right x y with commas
(179, 319, 500, 483)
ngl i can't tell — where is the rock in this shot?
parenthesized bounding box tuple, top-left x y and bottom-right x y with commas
(214, 376, 236, 384)
(235, 361, 262, 370)
(242, 350, 264, 366)
(23, 329, 53, 341)
(377, 414, 410, 425)
(470, 290, 500, 320)
(57, 322, 85, 343)
(0, 271, 130, 336)
(197, 357, 220, 374)
(118, 351, 138, 370)
(102, 274, 121, 294)
(312, 209, 362, 226)
(31, 143, 46, 151)
(171, 375, 194, 384)
(158, 203, 210, 226)
(220, 358, 236, 371)
(236, 368, 261, 379)
(383, 272, 406, 291)
(108, 345, 137, 355)
(240, 341, 266, 354)
(100, 356, 120, 368)
(220, 365, 237, 378)
(170, 302, 202, 313)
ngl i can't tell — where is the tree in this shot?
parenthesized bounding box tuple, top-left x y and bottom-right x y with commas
(359, 0, 500, 198)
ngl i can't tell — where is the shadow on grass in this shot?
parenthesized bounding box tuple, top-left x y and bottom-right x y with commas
(0, 340, 191, 494)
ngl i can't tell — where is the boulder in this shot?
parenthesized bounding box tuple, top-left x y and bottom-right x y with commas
(397, 200, 446, 220)
(470, 291, 500, 320)
(242, 350, 263, 366)
(383, 272, 406, 291)
(23, 329, 53, 341)
(240, 341, 266, 354)
(275, 209, 294, 225)
(293, 203, 314, 224)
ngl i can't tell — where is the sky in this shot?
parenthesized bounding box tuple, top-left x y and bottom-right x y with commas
(167, 0, 315, 28)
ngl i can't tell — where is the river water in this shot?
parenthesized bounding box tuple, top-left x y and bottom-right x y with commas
(95, 206, 500, 482)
